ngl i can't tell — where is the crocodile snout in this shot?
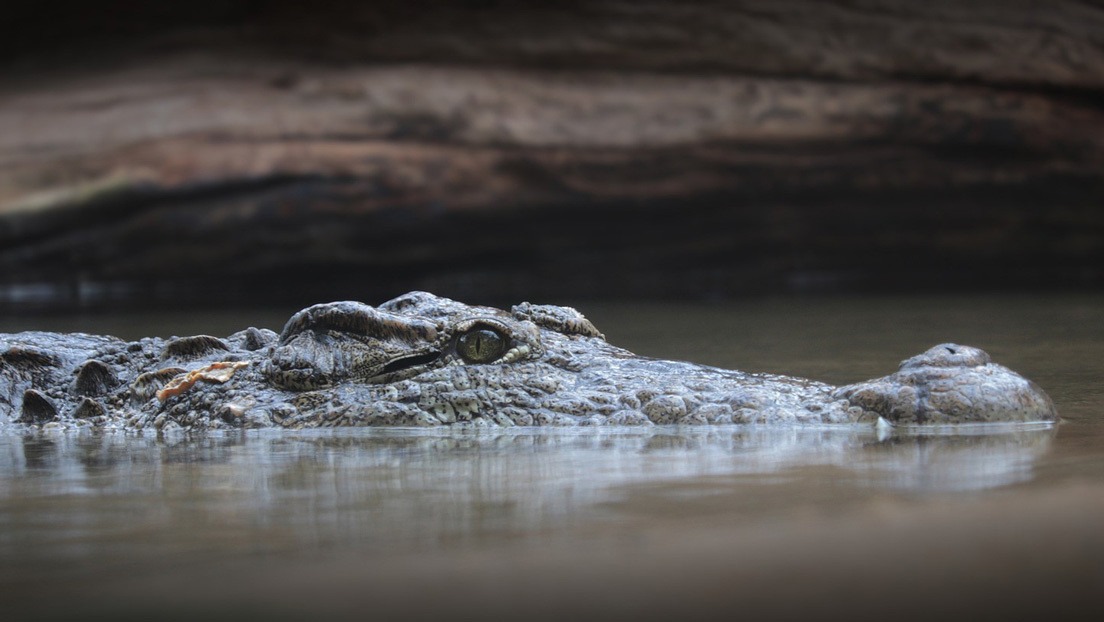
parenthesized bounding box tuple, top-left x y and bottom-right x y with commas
(833, 343, 1057, 425)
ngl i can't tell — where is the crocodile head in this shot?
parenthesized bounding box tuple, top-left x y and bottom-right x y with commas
(1, 292, 1057, 430)
(223, 291, 1054, 428)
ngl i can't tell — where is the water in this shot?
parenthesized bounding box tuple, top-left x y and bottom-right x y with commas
(1, 294, 1103, 620)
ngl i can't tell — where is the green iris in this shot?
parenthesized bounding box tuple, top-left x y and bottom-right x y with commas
(457, 328, 507, 363)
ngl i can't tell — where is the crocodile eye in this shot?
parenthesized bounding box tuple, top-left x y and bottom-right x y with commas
(457, 328, 508, 364)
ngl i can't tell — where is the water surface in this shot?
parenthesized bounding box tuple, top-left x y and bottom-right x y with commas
(1, 294, 1102, 620)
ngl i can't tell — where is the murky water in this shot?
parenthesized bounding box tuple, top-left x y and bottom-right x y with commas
(1, 294, 1103, 620)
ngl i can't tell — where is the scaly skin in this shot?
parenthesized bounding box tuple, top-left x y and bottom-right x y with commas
(0, 292, 1057, 431)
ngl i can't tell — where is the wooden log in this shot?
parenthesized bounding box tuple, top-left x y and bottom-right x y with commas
(1, 1, 1103, 305)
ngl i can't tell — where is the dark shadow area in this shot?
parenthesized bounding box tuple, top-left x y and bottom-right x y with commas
(2, 1, 1103, 311)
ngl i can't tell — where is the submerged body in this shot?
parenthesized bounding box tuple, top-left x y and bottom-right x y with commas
(0, 292, 1056, 431)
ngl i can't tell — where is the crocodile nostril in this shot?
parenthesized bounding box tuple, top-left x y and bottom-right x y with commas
(899, 343, 991, 370)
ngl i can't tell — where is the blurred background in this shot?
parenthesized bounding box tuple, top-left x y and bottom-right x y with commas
(4, 6, 1104, 621)
(2, 0, 1103, 311)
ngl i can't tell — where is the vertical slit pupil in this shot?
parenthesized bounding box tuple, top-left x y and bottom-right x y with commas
(458, 328, 506, 363)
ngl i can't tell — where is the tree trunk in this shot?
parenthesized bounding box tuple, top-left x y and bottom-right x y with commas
(2, 1, 1103, 307)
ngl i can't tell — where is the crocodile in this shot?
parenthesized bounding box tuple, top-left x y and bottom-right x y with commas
(0, 291, 1057, 431)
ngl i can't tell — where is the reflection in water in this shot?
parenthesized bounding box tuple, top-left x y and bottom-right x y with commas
(0, 426, 1055, 560)
(2, 426, 1056, 496)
